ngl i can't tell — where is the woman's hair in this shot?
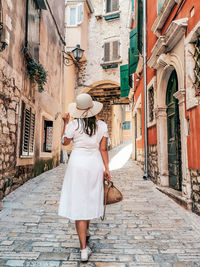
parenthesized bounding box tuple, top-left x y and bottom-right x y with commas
(76, 116, 97, 137)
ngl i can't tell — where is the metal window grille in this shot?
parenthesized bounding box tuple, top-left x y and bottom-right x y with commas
(193, 37, 200, 96)
(21, 102, 35, 157)
(148, 86, 154, 122)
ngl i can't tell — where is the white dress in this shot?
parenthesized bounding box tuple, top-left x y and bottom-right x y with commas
(58, 119, 109, 220)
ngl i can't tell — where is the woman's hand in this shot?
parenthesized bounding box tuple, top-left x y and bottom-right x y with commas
(104, 169, 111, 181)
(62, 113, 70, 124)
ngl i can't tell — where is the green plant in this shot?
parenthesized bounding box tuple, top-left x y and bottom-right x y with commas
(24, 49, 48, 92)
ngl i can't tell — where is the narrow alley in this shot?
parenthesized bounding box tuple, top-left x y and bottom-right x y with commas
(0, 143, 200, 267)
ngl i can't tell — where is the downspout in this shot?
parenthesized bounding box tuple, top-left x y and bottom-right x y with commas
(143, 0, 148, 179)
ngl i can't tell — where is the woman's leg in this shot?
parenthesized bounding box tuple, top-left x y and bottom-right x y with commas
(87, 220, 90, 230)
(75, 220, 87, 250)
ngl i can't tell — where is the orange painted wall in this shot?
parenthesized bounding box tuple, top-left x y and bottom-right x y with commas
(187, 106, 200, 170)
(162, 0, 200, 36)
(148, 125, 157, 145)
(132, 0, 158, 149)
(161, 0, 200, 170)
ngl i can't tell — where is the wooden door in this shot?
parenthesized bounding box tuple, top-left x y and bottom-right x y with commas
(166, 70, 182, 190)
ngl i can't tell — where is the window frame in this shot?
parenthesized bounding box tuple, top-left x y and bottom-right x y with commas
(147, 77, 156, 127)
(20, 101, 35, 158)
(105, 0, 119, 14)
(67, 3, 84, 27)
(103, 39, 121, 63)
(26, 0, 41, 62)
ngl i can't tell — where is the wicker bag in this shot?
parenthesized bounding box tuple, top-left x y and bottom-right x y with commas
(101, 180, 123, 220)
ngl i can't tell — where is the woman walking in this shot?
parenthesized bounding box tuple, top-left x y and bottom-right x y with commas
(58, 93, 111, 262)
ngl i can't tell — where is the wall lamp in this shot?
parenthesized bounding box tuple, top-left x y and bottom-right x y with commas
(63, 44, 84, 68)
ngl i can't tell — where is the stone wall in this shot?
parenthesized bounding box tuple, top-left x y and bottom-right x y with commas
(0, 69, 20, 200)
(190, 168, 200, 215)
(137, 148, 144, 169)
(148, 145, 159, 184)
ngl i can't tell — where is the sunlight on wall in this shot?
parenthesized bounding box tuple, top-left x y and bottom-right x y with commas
(109, 143, 132, 171)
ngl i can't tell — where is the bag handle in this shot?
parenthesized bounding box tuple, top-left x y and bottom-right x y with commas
(100, 180, 112, 221)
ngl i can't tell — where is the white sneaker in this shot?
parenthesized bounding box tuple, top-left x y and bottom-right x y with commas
(80, 246, 92, 262)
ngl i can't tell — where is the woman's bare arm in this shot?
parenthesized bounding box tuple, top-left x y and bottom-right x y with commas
(99, 137, 111, 181)
(62, 113, 72, 146)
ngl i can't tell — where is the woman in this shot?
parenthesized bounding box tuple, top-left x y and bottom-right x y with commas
(58, 93, 111, 262)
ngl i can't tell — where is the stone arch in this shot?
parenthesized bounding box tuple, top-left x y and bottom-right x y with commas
(82, 80, 120, 94)
(156, 53, 191, 203)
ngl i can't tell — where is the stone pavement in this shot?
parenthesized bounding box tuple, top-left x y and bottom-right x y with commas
(0, 144, 200, 267)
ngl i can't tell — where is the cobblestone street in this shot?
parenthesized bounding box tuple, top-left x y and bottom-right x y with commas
(0, 144, 200, 267)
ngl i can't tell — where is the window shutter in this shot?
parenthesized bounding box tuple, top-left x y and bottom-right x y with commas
(22, 108, 31, 156)
(157, 0, 165, 14)
(132, 0, 134, 11)
(106, 0, 111, 13)
(112, 41, 119, 60)
(112, 0, 119, 12)
(35, 0, 47, 10)
(120, 64, 130, 97)
(68, 6, 77, 26)
(29, 111, 35, 155)
(137, 0, 143, 54)
(77, 3, 84, 25)
(129, 28, 138, 75)
(104, 42, 110, 62)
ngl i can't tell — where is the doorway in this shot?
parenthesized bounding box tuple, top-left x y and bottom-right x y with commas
(166, 70, 182, 190)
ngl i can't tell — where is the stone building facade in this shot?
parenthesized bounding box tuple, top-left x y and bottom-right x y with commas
(0, 0, 65, 204)
(128, 0, 200, 215)
(64, 0, 131, 148)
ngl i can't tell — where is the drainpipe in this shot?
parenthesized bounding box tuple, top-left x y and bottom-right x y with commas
(25, 0, 29, 48)
(143, 0, 148, 179)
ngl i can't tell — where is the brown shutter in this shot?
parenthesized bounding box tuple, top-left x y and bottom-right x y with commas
(104, 42, 110, 62)
(22, 108, 31, 156)
(112, 41, 119, 60)
(112, 0, 119, 12)
(29, 111, 35, 155)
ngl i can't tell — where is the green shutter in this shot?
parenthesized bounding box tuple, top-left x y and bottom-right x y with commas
(129, 27, 138, 75)
(120, 64, 130, 97)
(36, 0, 47, 10)
(137, 0, 143, 54)
(132, 0, 134, 11)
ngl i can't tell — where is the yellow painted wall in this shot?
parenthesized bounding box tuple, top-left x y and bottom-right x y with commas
(111, 105, 123, 148)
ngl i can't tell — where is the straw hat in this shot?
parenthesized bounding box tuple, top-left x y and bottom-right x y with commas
(68, 93, 103, 118)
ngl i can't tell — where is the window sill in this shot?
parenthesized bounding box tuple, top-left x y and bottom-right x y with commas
(136, 136, 142, 141)
(40, 152, 53, 158)
(147, 120, 156, 128)
(103, 10, 121, 17)
(101, 59, 122, 66)
(20, 155, 34, 159)
(104, 12, 120, 21)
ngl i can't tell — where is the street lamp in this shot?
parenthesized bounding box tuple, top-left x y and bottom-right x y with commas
(63, 44, 84, 67)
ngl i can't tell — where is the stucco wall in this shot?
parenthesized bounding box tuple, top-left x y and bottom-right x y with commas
(0, 0, 65, 200)
(84, 0, 130, 86)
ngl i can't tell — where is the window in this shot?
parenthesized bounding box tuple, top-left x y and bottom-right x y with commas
(137, 0, 143, 54)
(123, 121, 131, 130)
(193, 37, 200, 96)
(21, 101, 35, 157)
(148, 86, 154, 122)
(67, 4, 84, 26)
(42, 120, 53, 153)
(106, 0, 119, 13)
(27, 0, 40, 61)
(157, 0, 165, 14)
(104, 40, 120, 62)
